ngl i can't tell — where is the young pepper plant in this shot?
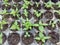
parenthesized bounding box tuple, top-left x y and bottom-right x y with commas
(10, 21, 20, 31)
(44, 1, 54, 9)
(54, 10, 60, 15)
(23, 9, 28, 17)
(3, 0, 10, 6)
(33, 10, 43, 18)
(35, 32, 50, 45)
(0, 19, 7, 30)
(56, 1, 60, 8)
(23, 18, 33, 31)
(0, 9, 8, 15)
(49, 20, 56, 28)
(10, 8, 20, 18)
(22, 0, 32, 9)
(35, 2, 40, 7)
(0, 33, 2, 44)
(33, 21, 48, 32)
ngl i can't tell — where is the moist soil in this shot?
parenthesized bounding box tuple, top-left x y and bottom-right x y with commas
(8, 33, 20, 45)
(33, 3, 41, 10)
(2, 33, 6, 44)
(32, 0, 40, 2)
(49, 31, 59, 43)
(22, 32, 34, 45)
(42, 0, 49, 2)
(44, 11, 53, 19)
(51, 0, 58, 3)
(54, 12, 60, 19)
(1, 5, 11, 10)
(13, 0, 21, 2)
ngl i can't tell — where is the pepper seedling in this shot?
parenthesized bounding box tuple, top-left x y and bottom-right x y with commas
(49, 20, 56, 28)
(23, 9, 28, 17)
(24, 32, 30, 38)
(3, 0, 10, 7)
(10, 8, 20, 18)
(0, 19, 7, 30)
(10, 21, 20, 31)
(0, 33, 2, 45)
(56, 1, 60, 8)
(35, 32, 50, 45)
(35, 2, 40, 7)
(22, 0, 32, 9)
(33, 21, 48, 32)
(54, 10, 60, 15)
(33, 10, 43, 18)
(0, 9, 8, 15)
(23, 18, 33, 31)
(44, 1, 54, 9)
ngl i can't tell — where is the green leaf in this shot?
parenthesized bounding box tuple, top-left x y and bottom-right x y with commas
(0, 33, 2, 44)
(35, 37, 40, 41)
(42, 39, 45, 43)
(33, 24, 39, 26)
(39, 26, 44, 32)
(44, 37, 50, 40)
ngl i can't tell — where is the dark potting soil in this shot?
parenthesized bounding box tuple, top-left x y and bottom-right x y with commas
(2, 24, 8, 31)
(22, 32, 34, 45)
(32, 0, 40, 2)
(33, 3, 41, 10)
(46, 20, 56, 30)
(42, 0, 49, 2)
(2, 33, 6, 44)
(54, 12, 60, 19)
(13, 0, 22, 2)
(1, 5, 11, 10)
(44, 11, 53, 19)
(49, 31, 59, 43)
(51, 0, 58, 3)
(8, 33, 20, 45)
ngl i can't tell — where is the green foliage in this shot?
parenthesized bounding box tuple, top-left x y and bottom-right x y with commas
(56, 1, 60, 8)
(23, 18, 33, 31)
(10, 21, 20, 30)
(35, 32, 50, 43)
(0, 20, 7, 30)
(33, 21, 48, 32)
(0, 9, 8, 15)
(33, 10, 42, 17)
(0, 33, 2, 44)
(35, 2, 40, 7)
(44, 1, 54, 8)
(10, 8, 20, 18)
(54, 10, 60, 15)
(3, 0, 10, 6)
(23, 9, 28, 17)
(24, 32, 30, 37)
(49, 20, 56, 28)
(22, 0, 32, 9)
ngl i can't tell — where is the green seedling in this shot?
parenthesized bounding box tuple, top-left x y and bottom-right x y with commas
(56, 1, 60, 8)
(23, 18, 33, 31)
(10, 8, 20, 18)
(23, 9, 28, 17)
(3, 0, 10, 6)
(10, 21, 20, 30)
(33, 21, 48, 32)
(35, 32, 50, 45)
(24, 32, 30, 38)
(33, 10, 43, 17)
(54, 10, 60, 15)
(44, 1, 54, 8)
(22, 0, 32, 9)
(35, 2, 40, 7)
(0, 9, 8, 15)
(49, 20, 56, 28)
(0, 20, 7, 30)
(0, 33, 2, 44)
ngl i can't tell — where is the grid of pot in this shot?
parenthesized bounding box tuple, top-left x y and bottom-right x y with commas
(0, 0, 60, 45)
